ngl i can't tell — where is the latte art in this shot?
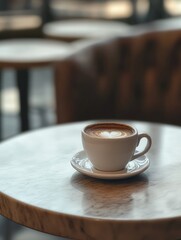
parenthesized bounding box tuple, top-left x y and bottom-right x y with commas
(100, 130, 123, 138)
(90, 129, 130, 138)
(85, 123, 134, 139)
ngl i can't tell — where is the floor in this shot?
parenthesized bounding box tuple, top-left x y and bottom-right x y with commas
(0, 68, 69, 239)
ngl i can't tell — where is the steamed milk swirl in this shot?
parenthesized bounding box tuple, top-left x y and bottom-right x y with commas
(85, 124, 133, 139)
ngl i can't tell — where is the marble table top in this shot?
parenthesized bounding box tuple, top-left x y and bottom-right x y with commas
(43, 20, 132, 42)
(0, 39, 70, 68)
(0, 121, 181, 240)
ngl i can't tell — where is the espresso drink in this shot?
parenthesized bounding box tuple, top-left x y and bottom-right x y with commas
(85, 123, 134, 139)
(82, 122, 152, 171)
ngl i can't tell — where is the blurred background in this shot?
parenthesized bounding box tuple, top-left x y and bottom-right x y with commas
(0, 0, 181, 239)
(1, 0, 181, 25)
(1, 0, 181, 137)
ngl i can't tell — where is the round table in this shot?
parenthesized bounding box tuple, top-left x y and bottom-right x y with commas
(43, 20, 132, 42)
(0, 13, 42, 39)
(0, 39, 70, 134)
(0, 14, 41, 32)
(0, 39, 70, 67)
(0, 121, 181, 240)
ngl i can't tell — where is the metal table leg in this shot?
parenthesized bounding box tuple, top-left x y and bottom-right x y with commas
(16, 69, 30, 132)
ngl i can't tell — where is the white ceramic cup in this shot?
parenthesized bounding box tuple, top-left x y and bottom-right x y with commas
(82, 122, 152, 172)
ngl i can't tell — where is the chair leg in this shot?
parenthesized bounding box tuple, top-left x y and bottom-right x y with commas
(16, 69, 30, 132)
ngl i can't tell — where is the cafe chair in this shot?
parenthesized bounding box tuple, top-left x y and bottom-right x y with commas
(54, 18, 181, 126)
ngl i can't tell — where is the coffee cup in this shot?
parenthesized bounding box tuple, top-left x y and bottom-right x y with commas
(82, 122, 152, 172)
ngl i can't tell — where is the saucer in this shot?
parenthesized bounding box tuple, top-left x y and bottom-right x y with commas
(71, 150, 150, 180)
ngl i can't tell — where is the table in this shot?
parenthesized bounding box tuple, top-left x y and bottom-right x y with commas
(0, 12, 42, 39)
(50, 0, 132, 21)
(0, 14, 41, 32)
(0, 120, 181, 240)
(43, 20, 132, 42)
(0, 39, 70, 134)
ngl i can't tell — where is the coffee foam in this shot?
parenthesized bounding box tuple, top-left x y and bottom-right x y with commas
(85, 123, 134, 139)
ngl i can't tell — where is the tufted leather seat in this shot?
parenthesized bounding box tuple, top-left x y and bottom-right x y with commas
(55, 19, 181, 126)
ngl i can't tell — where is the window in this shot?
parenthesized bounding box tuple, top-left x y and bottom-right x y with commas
(164, 0, 181, 16)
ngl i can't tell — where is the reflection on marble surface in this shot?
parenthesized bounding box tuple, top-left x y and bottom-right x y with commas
(71, 173, 149, 218)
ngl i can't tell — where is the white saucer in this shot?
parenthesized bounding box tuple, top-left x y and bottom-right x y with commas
(71, 150, 150, 180)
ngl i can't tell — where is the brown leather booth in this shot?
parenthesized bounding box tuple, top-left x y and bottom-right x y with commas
(55, 19, 181, 126)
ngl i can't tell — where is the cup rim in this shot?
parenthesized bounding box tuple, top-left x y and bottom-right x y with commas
(82, 122, 137, 140)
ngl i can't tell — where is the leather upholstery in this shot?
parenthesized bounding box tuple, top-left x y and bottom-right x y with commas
(55, 19, 181, 126)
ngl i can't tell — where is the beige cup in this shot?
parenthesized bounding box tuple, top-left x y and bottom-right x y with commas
(82, 122, 152, 172)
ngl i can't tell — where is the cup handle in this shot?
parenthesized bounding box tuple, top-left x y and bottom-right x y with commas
(131, 133, 152, 160)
